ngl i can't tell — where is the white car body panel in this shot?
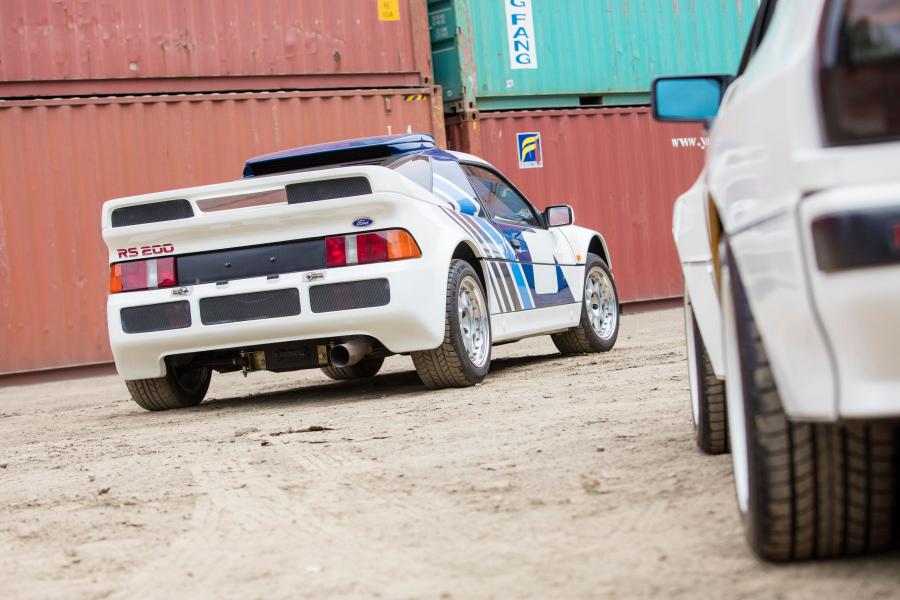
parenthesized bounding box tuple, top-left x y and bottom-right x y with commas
(103, 155, 611, 380)
(672, 0, 900, 420)
(673, 174, 725, 378)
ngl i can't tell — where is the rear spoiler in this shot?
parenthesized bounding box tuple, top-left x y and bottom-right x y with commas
(242, 133, 435, 177)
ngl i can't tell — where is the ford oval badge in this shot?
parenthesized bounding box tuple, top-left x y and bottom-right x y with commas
(352, 217, 374, 228)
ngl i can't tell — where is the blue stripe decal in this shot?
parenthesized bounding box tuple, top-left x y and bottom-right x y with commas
(473, 217, 517, 260)
(509, 262, 535, 309)
(520, 263, 575, 308)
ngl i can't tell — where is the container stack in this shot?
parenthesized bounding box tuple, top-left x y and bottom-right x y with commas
(431, 0, 758, 303)
(0, 0, 441, 374)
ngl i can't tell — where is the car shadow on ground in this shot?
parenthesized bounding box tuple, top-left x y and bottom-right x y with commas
(192, 351, 569, 412)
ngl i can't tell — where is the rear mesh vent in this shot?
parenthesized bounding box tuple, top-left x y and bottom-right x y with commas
(121, 301, 191, 334)
(286, 177, 372, 204)
(309, 279, 390, 313)
(111, 200, 194, 227)
(200, 289, 301, 325)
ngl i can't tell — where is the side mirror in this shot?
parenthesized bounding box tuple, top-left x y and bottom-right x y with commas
(545, 204, 574, 227)
(651, 75, 732, 123)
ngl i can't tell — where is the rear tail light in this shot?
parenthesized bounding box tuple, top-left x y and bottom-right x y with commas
(110, 257, 177, 293)
(819, 0, 900, 146)
(325, 229, 421, 267)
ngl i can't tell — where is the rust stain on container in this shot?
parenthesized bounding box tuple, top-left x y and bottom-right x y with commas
(0, 88, 442, 374)
(447, 107, 706, 304)
(0, 0, 433, 97)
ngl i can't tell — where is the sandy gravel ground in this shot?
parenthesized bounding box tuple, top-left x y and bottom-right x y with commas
(1, 308, 898, 599)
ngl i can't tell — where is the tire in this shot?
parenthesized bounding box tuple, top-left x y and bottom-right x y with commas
(684, 288, 729, 455)
(321, 356, 385, 381)
(552, 253, 619, 354)
(125, 362, 211, 411)
(412, 259, 491, 389)
(722, 241, 898, 561)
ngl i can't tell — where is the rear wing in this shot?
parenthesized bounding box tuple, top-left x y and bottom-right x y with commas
(101, 165, 437, 230)
(242, 133, 436, 178)
(100, 166, 444, 262)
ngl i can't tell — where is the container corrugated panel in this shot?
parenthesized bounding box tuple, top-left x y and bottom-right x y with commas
(0, 0, 432, 97)
(431, 0, 759, 112)
(447, 107, 706, 303)
(0, 88, 443, 374)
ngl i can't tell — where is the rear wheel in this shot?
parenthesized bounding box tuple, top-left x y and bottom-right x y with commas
(684, 288, 728, 455)
(412, 259, 491, 389)
(321, 356, 385, 381)
(722, 241, 898, 561)
(125, 361, 211, 411)
(552, 254, 619, 354)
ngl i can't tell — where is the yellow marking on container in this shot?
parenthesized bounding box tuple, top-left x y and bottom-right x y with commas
(378, 0, 400, 21)
(404, 94, 425, 101)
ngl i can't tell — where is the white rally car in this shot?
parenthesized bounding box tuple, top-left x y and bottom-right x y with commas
(653, 0, 900, 561)
(102, 134, 619, 411)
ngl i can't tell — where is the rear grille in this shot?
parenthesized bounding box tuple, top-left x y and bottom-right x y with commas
(111, 200, 193, 227)
(121, 301, 191, 334)
(286, 177, 372, 204)
(309, 279, 390, 313)
(200, 289, 301, 325)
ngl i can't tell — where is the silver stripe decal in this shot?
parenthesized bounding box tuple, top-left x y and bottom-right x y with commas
(487, 261, 514, 313)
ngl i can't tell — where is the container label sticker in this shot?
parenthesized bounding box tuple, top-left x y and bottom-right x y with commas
(378, 0, 400, 21)
(505, 0, 538, 69)
(517, 132, 543, 169)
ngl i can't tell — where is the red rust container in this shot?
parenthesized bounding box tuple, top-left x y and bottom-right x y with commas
(0, 87, 444, 374)
(447, 107, 706, 304)
(0, 0, 432, 97)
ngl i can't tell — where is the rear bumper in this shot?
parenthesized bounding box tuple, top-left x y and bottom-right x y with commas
(800, 181, 900, 419)
(107, 258, 446, 380)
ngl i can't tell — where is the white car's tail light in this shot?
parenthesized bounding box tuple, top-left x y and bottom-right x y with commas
(325, 229, 421, 267)
(110, 257, 177, 293)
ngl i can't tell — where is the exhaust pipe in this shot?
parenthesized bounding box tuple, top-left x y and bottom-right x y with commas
(329, 338, 372, 368)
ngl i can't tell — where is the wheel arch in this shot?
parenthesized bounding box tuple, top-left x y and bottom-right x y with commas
(587, 235, 611, 269)
(451, 240, 487, 292)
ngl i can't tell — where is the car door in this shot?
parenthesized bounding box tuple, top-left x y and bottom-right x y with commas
(460, 163, 578, 310)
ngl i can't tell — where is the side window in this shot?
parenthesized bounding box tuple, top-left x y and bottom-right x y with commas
(431, 156, 481, 215)
(461, 164, 541, 228)
(387, 155, 433, 191)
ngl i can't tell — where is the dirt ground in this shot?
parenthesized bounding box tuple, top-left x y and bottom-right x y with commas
(1, 307, 898, 599)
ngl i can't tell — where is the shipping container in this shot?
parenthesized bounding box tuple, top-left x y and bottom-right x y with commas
(0, 87, 444, 374)
(447, 107, 706, 303)
(431, 0, 759, 112)
(0, 0, 432, 98)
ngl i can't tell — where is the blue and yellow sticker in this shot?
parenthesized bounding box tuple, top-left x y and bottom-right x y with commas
(516, 132, 542, 169)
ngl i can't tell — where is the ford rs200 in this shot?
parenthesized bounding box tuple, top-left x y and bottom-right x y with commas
(101, 134, 619, 411)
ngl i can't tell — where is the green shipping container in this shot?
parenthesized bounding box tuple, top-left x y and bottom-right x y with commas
(430, 0, 759, 112)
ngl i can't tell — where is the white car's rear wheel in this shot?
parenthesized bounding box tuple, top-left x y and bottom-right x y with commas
(125, 362, 211, 411)
(684, 288, 728, 455)
(722, 241, 898, 561)
(412, 259, 491, 389)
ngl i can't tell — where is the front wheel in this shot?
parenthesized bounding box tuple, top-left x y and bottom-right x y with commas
(125, 361, 211, 411)
(412, 259, 491, 389)
(552, 254, 619, 354)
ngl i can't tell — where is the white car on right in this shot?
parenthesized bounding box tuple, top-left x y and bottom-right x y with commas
(653, 0, 900, 561)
